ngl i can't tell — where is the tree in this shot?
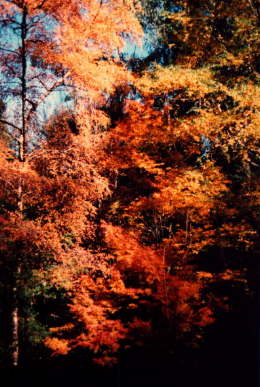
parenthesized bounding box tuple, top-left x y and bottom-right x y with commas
(44, 71, 224, 364)
(95, 0, 259, 364)
(42, 1, 259, 367)
(0, 1, 65, 161)
(139, 0, 260, 71)
(0, 0, 258, 371)
(0, 0, 142, 366)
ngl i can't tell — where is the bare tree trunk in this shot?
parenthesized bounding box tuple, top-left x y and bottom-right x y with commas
(11, 266, 21, 367)
(11, 309, 19, 367)
(10, 6, 27, 367)
(21, 5, 27, 159)
(10, 182, 23, 367)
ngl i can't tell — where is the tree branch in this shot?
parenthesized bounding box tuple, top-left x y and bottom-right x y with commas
(32, 0, 47, 11)
(0, 119, 21, 133)
(0, 47, 19, 55)
(0, 18, 20, 26)
(1, 0, 22, 10)
(26, 72, 71, 122)
(92, 0, 103, 22)
(0, 120, 20, 141)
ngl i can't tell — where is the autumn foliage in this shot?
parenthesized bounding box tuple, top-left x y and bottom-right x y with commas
(0, 0, 258, 369)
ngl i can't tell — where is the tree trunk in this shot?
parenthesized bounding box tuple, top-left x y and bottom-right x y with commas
(21, 5, 27, 156)
(10, 180, 24, 367)
(9, 5, 28, 367)
(11, 267, 20, 367)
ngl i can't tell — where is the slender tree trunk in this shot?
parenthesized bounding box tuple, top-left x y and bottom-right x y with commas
(21, 5, 27, 155)
(11, 265, 21, 367)
(10, 181, 24, 367)
(10, 5, 27, 367)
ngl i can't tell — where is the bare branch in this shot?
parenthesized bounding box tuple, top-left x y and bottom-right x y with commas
(0, 120, 20, 141)
(26, 72, 71, 122)
(0, 47, 19, 55)
(4, 62, 19, 77)
(37, 78, 50, 91)
(0, 119, 21, 133)
(0, 17, 20, 26)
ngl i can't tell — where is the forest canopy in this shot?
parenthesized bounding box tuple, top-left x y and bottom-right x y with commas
(0, 0, 258, 375)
